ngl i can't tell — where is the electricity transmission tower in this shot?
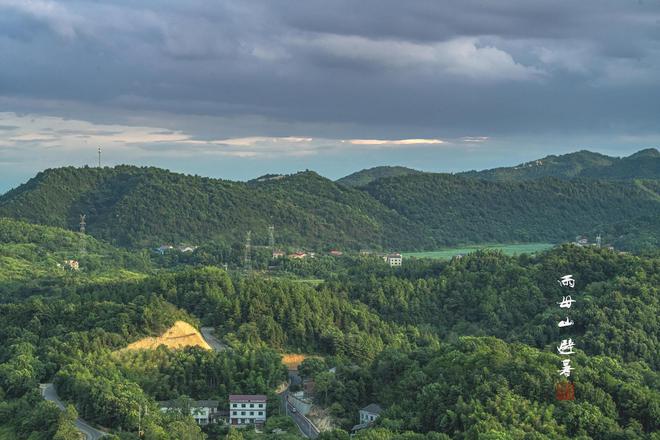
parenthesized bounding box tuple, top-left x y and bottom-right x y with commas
(596, 234, 602, 248)
(268, 225, 275, 249)
(244, 230, 252, 270)
(98, 147, 102, 168)
(79, 214, 87, 255)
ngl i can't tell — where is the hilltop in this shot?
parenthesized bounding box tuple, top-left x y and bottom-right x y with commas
(336, 166, 424, 187)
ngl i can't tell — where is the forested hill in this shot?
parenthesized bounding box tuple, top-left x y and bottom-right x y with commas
(360, 173, 660, 246)
(458, 148, 660, 181)
(336, 166, 424, 187)
(1, 164, 659, 249)
(0, 166, 414, 250)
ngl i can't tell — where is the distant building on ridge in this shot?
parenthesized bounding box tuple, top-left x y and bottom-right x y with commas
(384, 253, 402, 267)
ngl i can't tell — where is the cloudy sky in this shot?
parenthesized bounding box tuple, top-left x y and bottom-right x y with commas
(1, 0, 659, 191)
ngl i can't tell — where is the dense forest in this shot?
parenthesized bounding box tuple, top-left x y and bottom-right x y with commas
(1, 150, 658, 251)
(1, 224, 658, 438)
(362, 174, 659, 247)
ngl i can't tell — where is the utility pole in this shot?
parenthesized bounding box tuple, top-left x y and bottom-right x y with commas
(244, 230, 252, 270)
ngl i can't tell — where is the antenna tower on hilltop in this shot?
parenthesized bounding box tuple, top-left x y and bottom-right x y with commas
(98, 147, 102, 168)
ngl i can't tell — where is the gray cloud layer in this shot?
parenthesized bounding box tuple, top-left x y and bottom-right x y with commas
(1, 0, 659, 190)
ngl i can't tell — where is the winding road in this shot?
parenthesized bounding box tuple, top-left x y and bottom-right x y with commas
(40, 383, 108, 440)
(282, 390, 320, 439)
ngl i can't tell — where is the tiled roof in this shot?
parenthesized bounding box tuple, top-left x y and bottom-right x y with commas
(229, 394, 267, 402)
(361, 403, 383, 414)
(159, 400, 219, 408)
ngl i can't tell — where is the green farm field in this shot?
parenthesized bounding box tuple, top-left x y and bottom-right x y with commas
(403, 243, 555, 260)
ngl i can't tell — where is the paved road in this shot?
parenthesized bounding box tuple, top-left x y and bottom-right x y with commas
(41, 383, 108, 440)
(281, 389, 319, 439)
(201, 327, 228, 351)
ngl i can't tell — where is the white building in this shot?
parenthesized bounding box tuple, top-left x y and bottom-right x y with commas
(159, 400, 220, 425)
(352, 403, 383, 432)
(384, 253, 402, 267)
(359, 403, 382, 424)
(229, 394, 267, 426)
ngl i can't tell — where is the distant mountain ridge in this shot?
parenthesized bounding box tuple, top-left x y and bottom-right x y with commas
(458, 148, 659, 181)
(1, 149, 658, 250)
(336, 149, 659, 185)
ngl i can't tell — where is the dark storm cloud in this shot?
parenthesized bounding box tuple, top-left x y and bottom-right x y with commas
(0, 0, 659, 191)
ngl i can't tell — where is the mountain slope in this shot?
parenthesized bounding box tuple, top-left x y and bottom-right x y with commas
(337, 166, 424, 187)
(459, 148, 659, 181)
(0, 217, 150, 292)
(360, 173, 660, 247)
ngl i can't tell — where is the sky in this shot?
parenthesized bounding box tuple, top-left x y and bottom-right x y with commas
(1, 0, 660, 192)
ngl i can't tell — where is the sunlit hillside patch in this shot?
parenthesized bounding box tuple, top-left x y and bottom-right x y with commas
(123, 321, 211, 351)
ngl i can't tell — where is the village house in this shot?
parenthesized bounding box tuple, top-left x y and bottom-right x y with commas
(383, 253, 402, 267)
(159, 400, 223, 425)
(155, 245, 174, 255)
(229, 394, 267, 426)
(272, 249, 285, 258)
(352, 403, 383, 432)
(574, 236, 589, 246)
(329, 249, 343, 256)
(288, 252, 307, 259)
